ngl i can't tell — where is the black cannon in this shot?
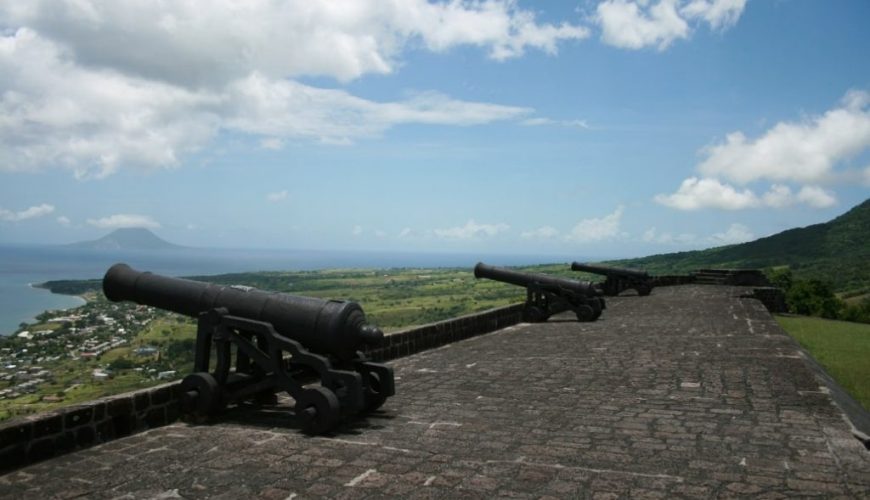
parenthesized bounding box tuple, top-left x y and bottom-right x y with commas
(570, 262, 653, 296)
(473, 262, 605, 322)
(103, 263, 394, 434)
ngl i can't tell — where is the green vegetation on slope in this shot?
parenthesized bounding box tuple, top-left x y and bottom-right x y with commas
(775, 315, 870, 411)
(613, 198, 870, 293)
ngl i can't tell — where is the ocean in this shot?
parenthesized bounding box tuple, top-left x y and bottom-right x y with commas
(0, 245, 582, 336)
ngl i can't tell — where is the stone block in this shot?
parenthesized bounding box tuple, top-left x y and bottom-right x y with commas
(134, 392, 150, 412)
(107, 397, 133, 417)
(0, 422, 32, 446)
(31, 415, 63, 439)
(75, 426, 96, 447)
(65, 407, 94, 428)
(151, 386, 172, 405)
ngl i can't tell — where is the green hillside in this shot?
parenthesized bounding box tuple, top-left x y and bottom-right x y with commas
(613, 198, 870, 293)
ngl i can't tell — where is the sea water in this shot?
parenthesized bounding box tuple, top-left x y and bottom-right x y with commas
(0, 245, 584, 336)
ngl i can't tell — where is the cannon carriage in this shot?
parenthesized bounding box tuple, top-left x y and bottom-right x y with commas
(103, 263, 394, 434)
(473, 262, 605, 322)
(570, 262, 653, 297)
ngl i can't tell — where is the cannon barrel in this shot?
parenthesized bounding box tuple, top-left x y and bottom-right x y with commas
(474, 262, 599, 296)
(103, 263, 382, 361)
(571, 262, 649, 279)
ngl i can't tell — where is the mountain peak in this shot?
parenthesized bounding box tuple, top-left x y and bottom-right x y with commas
(67, 228, 182, 251)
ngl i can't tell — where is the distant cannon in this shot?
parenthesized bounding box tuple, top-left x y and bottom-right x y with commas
(103, 263, 394, 434)
(570, 262, 653, 296)
(473, 262, 605, 322)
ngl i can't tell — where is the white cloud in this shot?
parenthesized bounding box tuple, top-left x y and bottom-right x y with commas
(698, 90, 870, 185)
(0, 29, 220, 178)
(434, 219, 509, 239)
(796, 186, 837, 208)
(1, 1, 588, 84)
(56, 215, 70, 226)
(520, 226, 559, 239)
(0, 203, 55, 222)
(2, 1, 581, 176)
(642, 227, 698, 244)
(596, 0, 746, 50)
(266, 190, 288, 202)
(86, 214, 160, 229)
(521, 117, 589, 129)
(260, 138, 284, 150)
(681, 0, 747, 30)
(761, 184, 793, 208)
(397, 227, 414, 239)
(226, 77, 530, 143)
(566, 206, 624, 242)
(351, 225, 363, 236)
(596, 0, 689, 50)
(656, 178, 841, 211)
(709, 223, 754, 245)
(654, 177, 759, 210)
(374, 230, 386, 238)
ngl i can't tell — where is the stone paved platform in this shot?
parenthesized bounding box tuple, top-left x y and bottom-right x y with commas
(2, 285, 868, 498)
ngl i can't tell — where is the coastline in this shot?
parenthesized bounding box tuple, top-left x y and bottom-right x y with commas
(1, 283, 88, 337)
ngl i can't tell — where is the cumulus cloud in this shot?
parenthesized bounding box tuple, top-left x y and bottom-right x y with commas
(351, 225, 364, 236)
(566, 206, 624, 242)
(0, 203, 55, 222)
(56, 216, 71, 226)
(655, 178, 839, 211)
(796, 186, 837, 208)
(1, 1, 588, 84)
(654, 177, 759, 210)
(595, 0, 746, 50)
(397, 227, 414, 239)
(266, 190, 288, 202)
(520, 226, 559, 239)
(1, 1, 583, 176)
(434, 219, 509, 239)
(698, 90, 870, 185)
(657, 91, 870, 211)
(86, 214, 160, 229)
(709, 223, 754, 245)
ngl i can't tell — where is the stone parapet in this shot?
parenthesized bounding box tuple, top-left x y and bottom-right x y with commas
(0, 303, 524, 473)
(0, 382, 181, 472)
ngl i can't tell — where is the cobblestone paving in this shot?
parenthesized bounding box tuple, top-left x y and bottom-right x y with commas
(2, 285, 869, 499)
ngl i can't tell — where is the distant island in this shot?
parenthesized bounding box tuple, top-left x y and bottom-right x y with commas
(65, 228, 183, 251)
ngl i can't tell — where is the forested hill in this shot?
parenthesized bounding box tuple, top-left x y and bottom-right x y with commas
(613, 198, 870, 292)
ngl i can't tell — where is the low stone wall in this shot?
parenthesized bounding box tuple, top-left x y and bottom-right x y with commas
(364, 303, 524, 362)
(0, 382, 181, 472)
(650, 274, 696, 287)
(0, 303, 524, 473)
(743, 287, 788, 313)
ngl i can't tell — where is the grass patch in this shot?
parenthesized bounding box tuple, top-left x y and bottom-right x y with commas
(775, 315, 870, 411)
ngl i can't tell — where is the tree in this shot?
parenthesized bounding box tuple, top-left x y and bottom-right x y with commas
(767, 267, 793, 291)
(787, 279, 842, 319)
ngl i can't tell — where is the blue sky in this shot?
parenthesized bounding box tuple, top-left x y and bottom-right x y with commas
(1, 0, 869, 259)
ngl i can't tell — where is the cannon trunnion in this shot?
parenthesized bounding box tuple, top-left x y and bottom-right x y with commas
(570, 262, 653, 297)
(103, 263, 394, 434)
(473, 262, 605, 322)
